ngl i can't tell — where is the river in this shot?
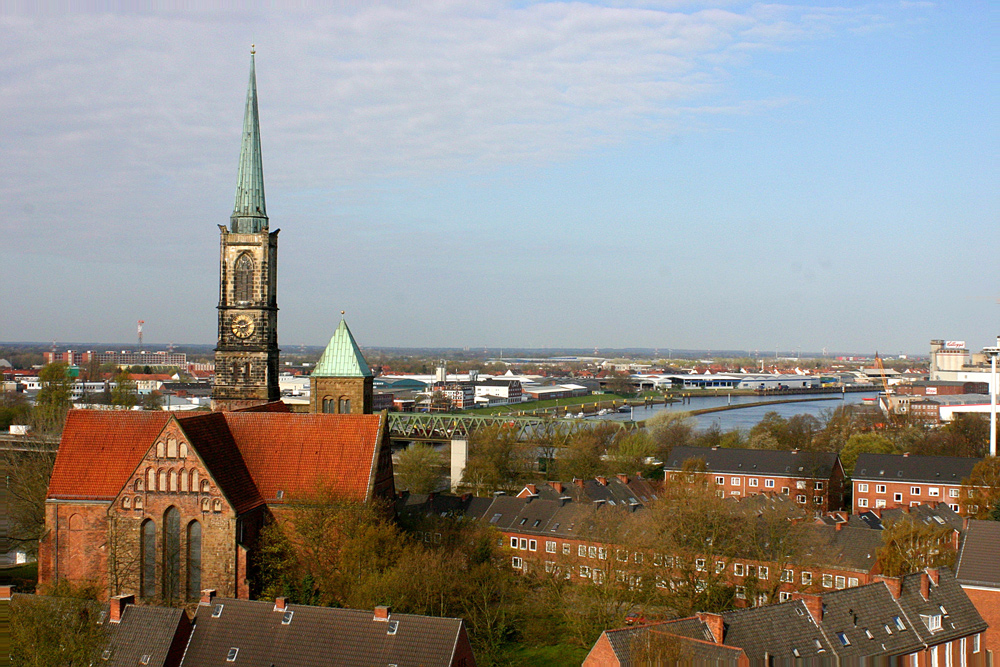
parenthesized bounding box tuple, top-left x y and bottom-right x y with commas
(591, 391, 879, 432)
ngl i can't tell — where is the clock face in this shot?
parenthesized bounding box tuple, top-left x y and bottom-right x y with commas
(231, 315, 255, 339)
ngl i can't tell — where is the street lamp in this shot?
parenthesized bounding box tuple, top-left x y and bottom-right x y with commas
(984, 338, 1000, 458)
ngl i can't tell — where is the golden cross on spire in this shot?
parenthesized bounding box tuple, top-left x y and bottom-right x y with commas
(251, 43, 256, 55)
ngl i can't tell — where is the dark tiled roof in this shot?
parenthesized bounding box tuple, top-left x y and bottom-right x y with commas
(896, 569, 987, 645)
(176, 412, 265, 515)
(853, 454, 980, 484)
(955, 520, 1000, 588)
(802, 525, 882, 572)
(183, 599, 469, 667)
(722, 598, 834, 660)
(221, 412, 384, 503)
(601, 619, 746, 664)
(48, 410, 173, 500)
(666, 446, 840, 479)
(813, 582, 924, 659)
(106, 604, 189, 667)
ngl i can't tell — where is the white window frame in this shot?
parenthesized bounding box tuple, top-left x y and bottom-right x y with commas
(876, 484, 886, 494)
(858, 483, 869, 492)
(749, 478, 759, 487)
(588, 546, 597, 558)
(802, 571, 812, 585)
(759, 566, 769, 580)
(715, 476, 725, 485)
(734, 563, 744, 576)
(822, 573, 833, 588)
(858, 498, 869, 508)
(578, 545, 587, 557)
(781, 569, 793, 583)
(949, 488, 960, 498)
(765, 479, 775, 488)
(875, 499, 886, 508)
(911, 486, 921, 495)
(815, 481, 824, 490)
(731, 477, 740, 485)
(528, 539, 537, 552)
(519, 538, 527, 550)
(928, 487, 940, 497)
(894, 492, 903, 503)
(835, 575, 846, 589)
(510, 537, 518, 549)
(545, 541, 556, 553)
(512, 556, 522, 569)
(562, 543, 570, 555)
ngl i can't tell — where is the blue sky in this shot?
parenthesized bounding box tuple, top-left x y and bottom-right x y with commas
(1, 2, 996, 354)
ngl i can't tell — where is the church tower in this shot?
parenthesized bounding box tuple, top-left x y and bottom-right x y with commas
(310, 317, 374, 414)
(212, 49, 280, 411)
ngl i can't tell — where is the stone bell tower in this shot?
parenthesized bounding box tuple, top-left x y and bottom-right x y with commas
(212, 48, 280, 411)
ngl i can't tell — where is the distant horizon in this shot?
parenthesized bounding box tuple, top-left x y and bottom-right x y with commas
(0, 340, 931, 361)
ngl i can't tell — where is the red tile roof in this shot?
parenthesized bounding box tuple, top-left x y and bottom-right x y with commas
(222, 413, 384, 503)
(48, 410, 172, 500)
(176, 412, 265, 515)
(232, 401, 291, 413)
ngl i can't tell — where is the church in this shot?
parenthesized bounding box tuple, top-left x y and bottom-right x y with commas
(37, 51, 393, 600)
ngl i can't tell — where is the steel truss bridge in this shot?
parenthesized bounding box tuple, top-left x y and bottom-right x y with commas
(387, 412, 637, 442)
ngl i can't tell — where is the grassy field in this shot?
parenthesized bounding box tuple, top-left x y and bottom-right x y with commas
(507, 643, 590, 666)
(462, 394, 629, 416)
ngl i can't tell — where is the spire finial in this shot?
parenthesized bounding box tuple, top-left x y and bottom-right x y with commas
(251, 43, 255, 55)
(341, 310, 346, 317)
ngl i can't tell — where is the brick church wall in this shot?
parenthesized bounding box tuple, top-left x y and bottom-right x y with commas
(310, 376, 373, 415)
(38, 501, 110, 595)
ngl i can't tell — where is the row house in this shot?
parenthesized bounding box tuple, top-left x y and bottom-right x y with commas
(587, 568, 988, 667)
(398, 483, 896, 606)
(956, 520, 1000, 658)
(853, 453, 982, 515)
(664, 446, 845, 511)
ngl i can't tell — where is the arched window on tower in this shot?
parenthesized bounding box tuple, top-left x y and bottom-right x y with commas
(234, 253, 254, 303)
(141, 519, 156, 598)
(339, 397, 351, 414)
(322, 397, 334, 413)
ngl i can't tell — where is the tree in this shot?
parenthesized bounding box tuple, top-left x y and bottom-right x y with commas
(3, 450, 56, 557)
(838, 433, 895, 476)
(964, 457, 1000, 520)
(142, 390, 163, 411)
(10, 581, 107, 667)
(111, 370, 137, 409)
(33, 362, 72, 434)
(460, 424, 534, 495)
(604, 372, 636, 398)
(877, 516, 957, 577)
(645, 411, 694, 461)
(394, 443, 445, 494)
(0, 390, 32, 431)
(605, 431, 658, 478)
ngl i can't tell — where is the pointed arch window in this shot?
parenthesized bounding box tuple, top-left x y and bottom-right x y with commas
(234, 254, 254, 303)
(147, 468, 156, 492)
(191, 470, 199, 491)
(180, 469, 188, 493)
(140, 519, 156, 598)
(159, 469, 167, 491)
(167, 439, 178, 458)
(163, 507, 181, 603)
(179, 442, 188, 459)
(187, 521, 202, 600)
(169, 469, 178, 492)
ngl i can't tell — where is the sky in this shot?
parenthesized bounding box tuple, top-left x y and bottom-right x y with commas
(1, 1, 997, 355)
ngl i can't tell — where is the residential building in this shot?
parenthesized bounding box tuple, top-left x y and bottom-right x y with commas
(473, 379, 523, 404)
(586, 569, 988, 666)
(955, 520, 1000, 658)
(853, 453, 981, 515)
(664, 446, 845, 511)
(182, 592, 476, 666)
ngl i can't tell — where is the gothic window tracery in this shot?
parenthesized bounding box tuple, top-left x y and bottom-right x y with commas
(234, 254, 254, 303)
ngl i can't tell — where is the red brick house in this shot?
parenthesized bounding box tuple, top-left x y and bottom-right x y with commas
(956, 520, 1000, 661)
(38, 406, 394, 600)
(586, 569, 988, 666)
(664, 446, 845, 511)
(853, 453, 981, 515)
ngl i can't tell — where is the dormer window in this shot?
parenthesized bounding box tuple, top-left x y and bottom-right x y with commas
(921, 614, 943, 632)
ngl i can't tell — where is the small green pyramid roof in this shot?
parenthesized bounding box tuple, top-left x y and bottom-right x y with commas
(312, 319, 372, 378)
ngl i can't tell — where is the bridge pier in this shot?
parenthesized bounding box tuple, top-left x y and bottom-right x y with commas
(450, 438, 467, 492)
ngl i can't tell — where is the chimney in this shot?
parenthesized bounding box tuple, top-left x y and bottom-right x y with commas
(835, 521, 843, 531)
(697, 612, 724, 643)
(903, 452, 910, 457)
(617, 474, 629, 484)
(874, 576, 902, 599)
(200, 589, 217, 605)
(374, 605, 391, 621)
(926, 568, 940, 586)
(551, 482, 564, 494)
(962, 516, 970, 531)
(597, 476, 608, 486)
(574, 478, 585, 489)
(919, 572, 930, 600)
(109, 594, 133, 623)
(792, 593, 823, 622)
(0, 585, 12, 600)
(952, 530, 961, 551)
(274, 597, 287, 612)
(525, 484, 537, 495)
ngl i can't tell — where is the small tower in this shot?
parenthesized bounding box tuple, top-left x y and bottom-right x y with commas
(310, 316, 373, 414)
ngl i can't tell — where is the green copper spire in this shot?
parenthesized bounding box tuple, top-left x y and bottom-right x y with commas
(231, 48, 267, 234)
(312, 318, 373, 378)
